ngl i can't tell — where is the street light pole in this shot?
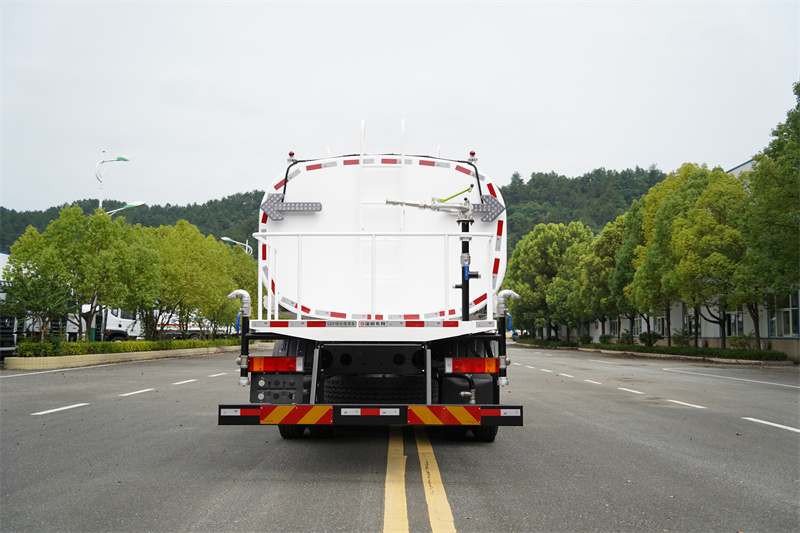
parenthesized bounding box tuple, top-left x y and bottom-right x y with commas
(95, 155, 130, 209)
(221, 237, 253, 255)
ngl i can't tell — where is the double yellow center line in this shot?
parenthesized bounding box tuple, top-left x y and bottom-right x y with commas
(383, 427, 457, 533)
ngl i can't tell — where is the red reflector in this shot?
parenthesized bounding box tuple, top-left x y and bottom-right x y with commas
(249, 357, 297, 372)
(447, 358, 499, 373)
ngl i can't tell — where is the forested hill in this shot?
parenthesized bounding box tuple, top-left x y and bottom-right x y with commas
(0, 191, 265, 254)
(1, 166, 666, 255)
(499, 166, 667, 252)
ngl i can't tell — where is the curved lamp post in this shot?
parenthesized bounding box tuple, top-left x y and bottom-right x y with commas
(221, 237, 253, 255)
(95, 155, 130, 208)
(106, 201, 146, 216)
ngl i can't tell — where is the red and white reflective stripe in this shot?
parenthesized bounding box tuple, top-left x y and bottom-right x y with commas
(486, 183, 497, 198)
(315, 309, 348, 319)
(343, 159, 360, 166)
(306, 161, 337, 172)
(418, 159, 451, 168)
(251, 320, 473, 328)
(353, 314, 385, 320)
(471, 293, 488, 307)
(341, 408, 400, 417)
(281, 296, 298, 308)
(273, 169, 301, 191)
(495, 219, 504, 252)
(482, 408, 521, 417)
(220, 408, 259, 417)
(455, 165, 474, 176)
(424, 310, 447, 319)
(492, 258, 500, 289)
(389, 314, 420, 320)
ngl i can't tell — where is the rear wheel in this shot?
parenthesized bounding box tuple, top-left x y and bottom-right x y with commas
(278, 425, 305, 439)
(472, 426, 498, 442)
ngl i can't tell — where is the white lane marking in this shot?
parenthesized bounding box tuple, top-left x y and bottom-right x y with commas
(540, 369, 553, 373)
(618, 387, 645, 394)
(32, 403, 90, 416)
(559, 374, 574, 378)
(584, 380, 603, 385)
(663, 368, 800, 389)
(512, 362, 522, 366)
(208, 373, 227, 377)
(742, 417, 800, 433)
(173, 379, 197, 385)
(589, 359, 614, 364)
(666, 400, 707, 409)
(525, 366, 536, 369)
(119, 389, 154, 397)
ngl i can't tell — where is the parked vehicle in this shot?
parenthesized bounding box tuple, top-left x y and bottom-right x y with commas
(219, 134, 523, 440)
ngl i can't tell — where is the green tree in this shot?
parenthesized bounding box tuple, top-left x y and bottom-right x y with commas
(504, 221, 593, 338)
(4, 227, 76, 341)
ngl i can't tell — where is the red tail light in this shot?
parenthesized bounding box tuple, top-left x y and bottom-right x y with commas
(249, 356, 301, 372)
(445, 358, 499, 374)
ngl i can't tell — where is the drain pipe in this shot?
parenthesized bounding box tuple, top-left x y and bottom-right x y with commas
(496, 289, 520, 386)
(227, 290, 251, 386)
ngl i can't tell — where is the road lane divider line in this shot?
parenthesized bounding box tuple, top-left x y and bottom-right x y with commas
(172, 379, 197, 385)
(32, 403, 89, 416)
(383, 427, 409, 533)
(525, 366, 536, 369)
(119, 389, 154, 397)
(742, 417, 800, 433)
(559, 374, 574, 378)
(666, 400, 707, 409)
(589, 359, 614, 364)
(512, 362, 522, 366)
(618, 387, 645, 394)
(414, 428, 457, 533)
(663, 369, 800, 389)
(540, 369, 553, 373)
(584, 380, 602, 385)
(209, 373, 227, 377)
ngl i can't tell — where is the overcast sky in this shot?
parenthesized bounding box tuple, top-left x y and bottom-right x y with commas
(2, 1, 798, 213)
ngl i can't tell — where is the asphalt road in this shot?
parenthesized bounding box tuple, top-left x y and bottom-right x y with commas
(1, 345, 798, 533)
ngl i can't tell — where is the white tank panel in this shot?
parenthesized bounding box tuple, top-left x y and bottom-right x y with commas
(257, 156, 507, 320)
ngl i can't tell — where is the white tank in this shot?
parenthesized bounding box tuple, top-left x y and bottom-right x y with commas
(255, 153, 507, 322)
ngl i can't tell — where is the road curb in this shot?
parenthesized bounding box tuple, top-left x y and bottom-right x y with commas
(3, 343, 274, 371)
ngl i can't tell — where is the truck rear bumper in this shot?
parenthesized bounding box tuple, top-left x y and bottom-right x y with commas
(218, 404, 523, 426)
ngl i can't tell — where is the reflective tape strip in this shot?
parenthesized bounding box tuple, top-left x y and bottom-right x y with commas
(495, 219, 504, 252)
(261, 212, 268, 224)
(343, 159, 360, 166)
(472, 293, 488, 307)
(260, 405, 333, 425)
(281, 296, 298, 308)
(408, 406, 481, 425)
(306, 161, 337, 171)
(482, 408, 521, 417)
(273, 169, 302, 191)
(455, 165, 474, 176)
(220, 408, 259, 417)
(341, 408, 400, 417)
(251, 320, 487, 328)
(475, 320, 496, 328)
(389, 314, 420, 320)
(487, 183, 497, 197)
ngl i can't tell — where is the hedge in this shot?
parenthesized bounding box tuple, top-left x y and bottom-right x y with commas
(15, 338, 244, 358)
(590, 343, 788, 361)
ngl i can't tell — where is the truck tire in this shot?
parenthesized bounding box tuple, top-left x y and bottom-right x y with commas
(278, 425, 305, 439)
(323, 375, 438, 404)
(472, 426, 498, 442)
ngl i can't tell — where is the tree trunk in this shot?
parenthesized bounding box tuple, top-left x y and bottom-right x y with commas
(693, 307, 700, 348)
(665, 304, 672, 347)
(746, 302, 762, 350)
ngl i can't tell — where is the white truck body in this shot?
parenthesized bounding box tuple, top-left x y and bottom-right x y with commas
(253, 153, 507, 340)
(220, 140, 522, 440)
